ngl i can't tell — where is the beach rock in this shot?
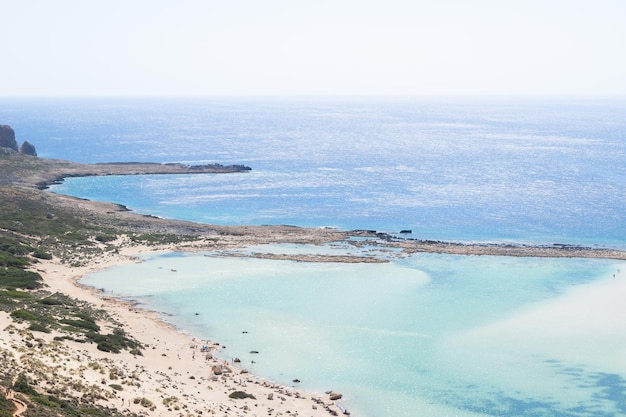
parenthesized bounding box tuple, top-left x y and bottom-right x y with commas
(329, 392, 343, 400)
(19, 140, 37, 156)
(0, 125, 18, 151)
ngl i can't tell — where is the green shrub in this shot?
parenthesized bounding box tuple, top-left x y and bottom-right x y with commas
(0, 267, 43, 289)
(28, 322, 51, 333)
(95, 234, 117, 243)
(96, 340, 121, 353)
(60, 318, 100, 332)
(33, 395, 62, 408)
(0, 241, 31, 256)
(13, 374, 38, 395)
(74, 312, 97, 323)
(32, 249, 52, 260)
(86, 328, 141, 354)
(40, 296, 65, 305)
(133, 397, 154, 408)
(0, 297, 16, 306)
(0, 394, 14, 417)
(0, 253, 29, 268)
(229, 391, 256, 400)
(10, 309, 38, 321)
(162, 396, 178, 406)
(0, 289, 32, 299)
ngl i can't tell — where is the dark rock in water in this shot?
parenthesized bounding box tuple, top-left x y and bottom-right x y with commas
(0, 125, 18, 151)
(19, 140, 37, 156)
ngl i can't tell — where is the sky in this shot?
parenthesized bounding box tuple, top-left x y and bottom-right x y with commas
(1, 0, 625, 96)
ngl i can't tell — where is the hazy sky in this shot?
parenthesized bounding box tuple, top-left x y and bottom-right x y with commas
(2, 0, 625, 96)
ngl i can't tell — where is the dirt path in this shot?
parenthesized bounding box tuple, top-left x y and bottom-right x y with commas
(3, 389, 27, 417)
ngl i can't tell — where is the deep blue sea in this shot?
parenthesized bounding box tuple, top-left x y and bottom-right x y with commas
(3, 96, 625, 246)
(3, 97, 626, 416)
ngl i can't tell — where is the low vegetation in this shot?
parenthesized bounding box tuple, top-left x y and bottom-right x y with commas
(0, 155, 205, 416)
(0, 152, 301, 417)
(228, 390, 256, 400)
(133, 397, 156, 410)
(9, 373, 134, 417)
(0, 394, 14, 417)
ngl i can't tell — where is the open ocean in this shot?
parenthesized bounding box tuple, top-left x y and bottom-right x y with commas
(3, 96, 626, 416)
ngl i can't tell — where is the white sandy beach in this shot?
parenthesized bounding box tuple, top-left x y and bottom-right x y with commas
(1, 240, 347, 417)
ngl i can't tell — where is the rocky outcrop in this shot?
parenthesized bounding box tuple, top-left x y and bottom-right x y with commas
(19, 140, 37, 156)
(0, 125, 37, 156)
(0, 125, 18, 151)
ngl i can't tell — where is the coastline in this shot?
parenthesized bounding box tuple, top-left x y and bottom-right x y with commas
(0, 153, 354, 416)
(3, 152, 626, 416)
(37, 240, 626, 417)
(4, 152, 625, 261)
(3, 241, 348, 417)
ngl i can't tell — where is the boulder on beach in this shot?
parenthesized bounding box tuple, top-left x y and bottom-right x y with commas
(329, 391, 343, 400)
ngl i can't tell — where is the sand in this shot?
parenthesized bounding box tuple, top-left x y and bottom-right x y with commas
(454, 263, 626, 373)
(1, 241, 347, 417)
(436, 263, 626, 403)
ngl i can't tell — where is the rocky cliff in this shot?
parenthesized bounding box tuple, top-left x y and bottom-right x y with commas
(0, 125, 37, 156)
(0, 125, 19, 151)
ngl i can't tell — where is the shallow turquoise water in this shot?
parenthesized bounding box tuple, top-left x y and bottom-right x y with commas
(82, 247, 625, 417)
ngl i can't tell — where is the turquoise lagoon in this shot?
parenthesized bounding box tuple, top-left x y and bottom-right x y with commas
(82, 245, 626, 417)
